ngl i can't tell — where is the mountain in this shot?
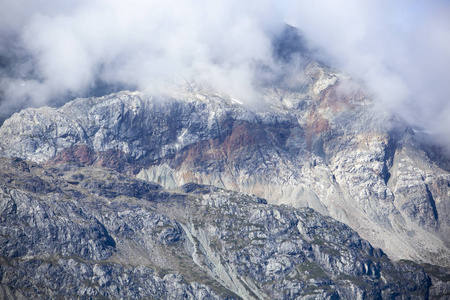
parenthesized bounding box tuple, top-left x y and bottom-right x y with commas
(0, 156, 444, 299)
(1, 60, 449, 266)
(0, 27, 450, 298)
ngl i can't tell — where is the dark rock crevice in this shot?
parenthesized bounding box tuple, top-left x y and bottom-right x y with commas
(425, 183, 439, 223)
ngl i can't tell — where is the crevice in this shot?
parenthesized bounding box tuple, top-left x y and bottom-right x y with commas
(424, 184, 439, 222)
(382, 135, 398, 185)
(382, 163, 391, 185)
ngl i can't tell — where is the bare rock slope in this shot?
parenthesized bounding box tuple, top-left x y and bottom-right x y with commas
(0, 60, 449, 267)
(1, 157, 446, 299)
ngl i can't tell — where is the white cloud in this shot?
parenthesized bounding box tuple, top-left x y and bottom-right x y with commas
(284, 0, 450, 138)
(1, 0, 450, 147)
(1, 0, 286, 106)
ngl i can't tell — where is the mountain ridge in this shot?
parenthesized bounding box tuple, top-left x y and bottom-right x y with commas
(0, 59, 449, 268)
(0, 156, 446, 299)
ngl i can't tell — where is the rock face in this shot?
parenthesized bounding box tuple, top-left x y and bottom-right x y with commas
(0, 157, 443, 299)
(0, 60, 449, 267)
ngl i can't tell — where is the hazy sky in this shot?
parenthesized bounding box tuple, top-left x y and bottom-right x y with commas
(1, 0, 449, 144)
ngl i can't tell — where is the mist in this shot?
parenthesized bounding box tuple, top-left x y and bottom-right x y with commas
(284, 0, 450, 144)
(1, 0, 449, 146)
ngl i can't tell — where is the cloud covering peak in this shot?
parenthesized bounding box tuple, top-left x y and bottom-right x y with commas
(0, 0, 285, 107)
(1, 0, 450, 146)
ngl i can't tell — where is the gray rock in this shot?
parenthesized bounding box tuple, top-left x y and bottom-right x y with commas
(0, 68, 448, 266)
(0, 157, 443, 299)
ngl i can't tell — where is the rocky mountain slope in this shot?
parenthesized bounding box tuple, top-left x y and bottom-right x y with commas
(1, 157, 447, 299)
(0, 59, 449, 269)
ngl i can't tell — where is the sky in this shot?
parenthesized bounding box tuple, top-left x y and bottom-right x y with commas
(1, 0, 449, 146)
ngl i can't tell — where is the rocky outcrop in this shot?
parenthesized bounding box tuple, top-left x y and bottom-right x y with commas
(0, 60, 448, 266)
(0, 157, 444, 299)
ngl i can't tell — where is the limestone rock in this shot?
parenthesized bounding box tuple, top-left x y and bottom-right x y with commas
(0, 65, 448, 266)
(0, 157, 441, 299)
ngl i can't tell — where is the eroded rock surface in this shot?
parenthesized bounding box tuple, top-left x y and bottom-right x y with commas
(0, 157, 445, 299)
(0, 62, 449, 266)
